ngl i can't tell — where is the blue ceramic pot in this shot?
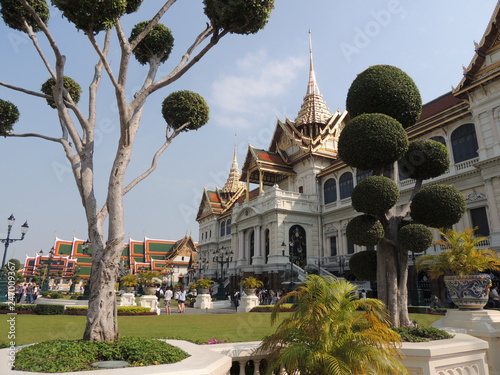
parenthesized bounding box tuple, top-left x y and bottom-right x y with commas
(444, 274, 492, 310)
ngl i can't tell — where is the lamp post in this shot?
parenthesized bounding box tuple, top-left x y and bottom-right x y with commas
(69, 265, 81, 294)
(0, 214, 29, 302)
(338, 255, 346, 275)
(41, 248, 55, 293)
(213, 246, 233, 300)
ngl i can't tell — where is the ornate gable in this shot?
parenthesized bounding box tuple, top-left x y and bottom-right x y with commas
(454, 2, 500, 98)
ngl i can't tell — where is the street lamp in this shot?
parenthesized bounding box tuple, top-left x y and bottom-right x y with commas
(0, 214, 29, 302)
(212, 246, 233, 300)
(338, 255, 346, 275)
(69, 265, 81, 294)
(41, 248, 55, 293)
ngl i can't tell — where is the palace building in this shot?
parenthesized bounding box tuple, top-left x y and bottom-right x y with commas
(22, 235, 198, 289)
(196, 4, 500, 298)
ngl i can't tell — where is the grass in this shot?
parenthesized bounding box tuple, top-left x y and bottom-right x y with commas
(0, 313, 442, 346)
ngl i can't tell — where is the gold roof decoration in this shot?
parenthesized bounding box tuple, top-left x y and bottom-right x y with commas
(222, 144, 246, 194)
(294, 30, 333, 133)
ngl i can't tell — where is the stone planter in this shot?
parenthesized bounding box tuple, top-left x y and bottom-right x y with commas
(243, 288, 256, 296)
(142, 286, 157, 295)
(122, 286, 135, 293)
(444, 274, 492, 310)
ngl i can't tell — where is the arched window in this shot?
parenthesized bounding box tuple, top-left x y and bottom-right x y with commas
(356, 169, 371, 184)
(220, 221, 226, 237)
(339, 172, 354, 199)
(430, 135, 446, 146)
(451, 124, 478, 163)
(324, 178, 337, 204)
(289, 225, 306, 268)
(226, 219, 232, 235)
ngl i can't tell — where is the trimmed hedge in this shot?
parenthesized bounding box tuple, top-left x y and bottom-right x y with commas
(399, 139, 449, 180)
(346, 215, 385, 246)
(398, 223, 434, 253)
(338, 113, 409, 170)
(346, 64, 422, 128)
(36, 304, 65, 315)
(129, 21, 174, 65)
(65, 306, 155, 316)
(351, 176, 400, 216)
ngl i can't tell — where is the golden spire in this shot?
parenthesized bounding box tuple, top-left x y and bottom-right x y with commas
(222, 137, 245, 194)
(295, 30, 332, 131)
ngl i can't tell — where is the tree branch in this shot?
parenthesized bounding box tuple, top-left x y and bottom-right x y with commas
(399, 178, 423, 218)
(122, 122, 190, 195)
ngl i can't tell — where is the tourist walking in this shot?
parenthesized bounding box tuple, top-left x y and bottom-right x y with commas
(25, 283, 33, 304)
(489, 286, 500, 308)
(177, 287, 186, 313)
(31, 284, 38, 303)
(163, 287, 173, 315)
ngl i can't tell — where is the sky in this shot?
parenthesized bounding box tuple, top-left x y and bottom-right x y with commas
(0, 0, 498, 261)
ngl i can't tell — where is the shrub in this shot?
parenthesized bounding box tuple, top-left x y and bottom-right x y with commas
(0, 0, 50, 33)
(348, 250, 377, 282)
(346, 215, 385, 246)
(35, 304, 65, 315)
(393, 326, 454, 342)
(398, 223, 434, 253)
(51, 0, 128, 33)
(410, 184, 466, 228)
(203, 0, 275, 35)
(41, 76, 82, 108)
(399, 139, 449, 180)
(129, 21, 174, 65)
(0, 303, 37, 312)
(0, 99, 20, 135)
(338, 113, 409, 170)
(351, 176, 400, 216)
(346, 64, 422, 128)
(161, 90, 210, 132)
(13, 337, 189, 372)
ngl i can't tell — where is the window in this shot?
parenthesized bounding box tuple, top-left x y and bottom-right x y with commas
(226, 219, 232, 235)
(249, 231, 255, 265)
(470, 207, 490, 237)
(339, 172, 354, 199)
(324, 178, 337, 204)
(451, 124, 478, 163)
(220, 221, 226, 237)
(356, 169, 371, 184)
(265, 229, 270, 264)
(330, 236, 337, 256)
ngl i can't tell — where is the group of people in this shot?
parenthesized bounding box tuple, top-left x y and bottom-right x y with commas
(14, 283, 39, 304)
(155, 286, 187, 314)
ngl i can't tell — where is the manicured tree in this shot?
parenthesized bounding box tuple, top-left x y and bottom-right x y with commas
(259, 275, 408, 375)
(339, 65, 465, 327)
(0, 0, 274, 341)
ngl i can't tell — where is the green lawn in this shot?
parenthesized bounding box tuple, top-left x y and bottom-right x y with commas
(1, 313, 442, 346)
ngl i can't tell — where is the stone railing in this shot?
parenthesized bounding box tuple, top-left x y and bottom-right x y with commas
(0, 334, 490, 375)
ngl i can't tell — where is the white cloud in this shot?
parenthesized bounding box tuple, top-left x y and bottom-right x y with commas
(210, 50, 305, 129)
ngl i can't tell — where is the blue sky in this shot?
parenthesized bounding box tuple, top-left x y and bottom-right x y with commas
(0, 0, 497, 260)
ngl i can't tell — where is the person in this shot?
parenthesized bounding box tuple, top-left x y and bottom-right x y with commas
(15, 284, 24, 304)
(489, 286, 500, 308)
(233, 290, 240, 309)
(163, 287, 173, 315)
(25, 283, 33, 304)
(360, 289, 367, 300)
(31, 284, 38, 303)
(177, 287, 186, 313)
(155, 285, 164, 301)
(430, 295, 440, 308)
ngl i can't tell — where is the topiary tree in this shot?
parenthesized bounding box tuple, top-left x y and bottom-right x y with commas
(0, 99, 20, 135)
(349, 250, 377, 282)
(339, 64, 466, 327)
(40, 76, 82, 108)
(0, 0, 274, 342)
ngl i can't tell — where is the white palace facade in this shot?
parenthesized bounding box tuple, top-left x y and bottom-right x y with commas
(196, 4, 500, 296)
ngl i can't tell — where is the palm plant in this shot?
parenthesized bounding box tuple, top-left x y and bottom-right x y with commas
(259, 275, 408, 375)
(416, 228, 500, 278)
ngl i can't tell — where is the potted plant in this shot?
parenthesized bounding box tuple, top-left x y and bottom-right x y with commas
(137, 271, 162, 295)
(416, 228, 500, 310)
(194, 278, 214, 294)
(240, 276, 263, 296)
(119, 274, 138, 293)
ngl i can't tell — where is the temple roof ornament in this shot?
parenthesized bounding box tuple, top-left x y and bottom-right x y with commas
(295, 30, 332, 131)
(222, 143, 245, 194)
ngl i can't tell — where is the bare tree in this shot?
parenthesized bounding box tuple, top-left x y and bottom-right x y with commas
(0, 0, 275, 341)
